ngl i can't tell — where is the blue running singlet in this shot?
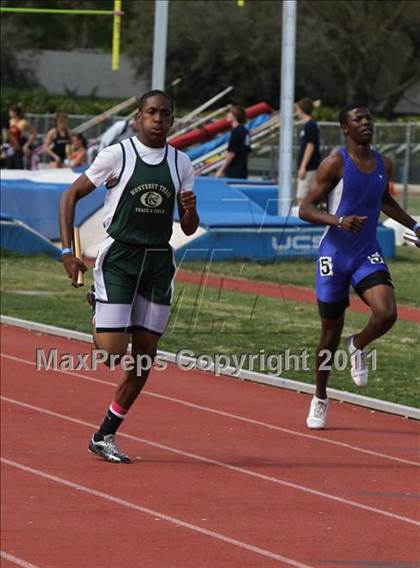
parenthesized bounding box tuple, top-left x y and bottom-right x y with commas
(316, 147, 391, 304)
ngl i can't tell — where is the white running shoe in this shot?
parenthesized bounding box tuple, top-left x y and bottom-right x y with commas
(306, 396, 329, 429)
(88, 434, 131, 463)
(347, 335, 369, 387)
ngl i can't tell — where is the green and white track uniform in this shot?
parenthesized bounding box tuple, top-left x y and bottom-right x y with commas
(85, 136, 194, 334)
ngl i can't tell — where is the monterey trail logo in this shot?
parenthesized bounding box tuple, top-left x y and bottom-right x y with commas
(140, 191, 163, 208)
(130, 182, 172, 214)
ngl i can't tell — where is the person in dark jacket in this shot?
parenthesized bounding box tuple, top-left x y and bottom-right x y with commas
(215, 105, 251, 179)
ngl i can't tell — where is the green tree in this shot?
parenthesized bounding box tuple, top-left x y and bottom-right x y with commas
(1, 0, 419, 115)
(1, 0, 115, 49)
(1, 18, 39, 88)
(297, 0, 420, 116)
(124, 0, 283, 108)
(1, 0, 115, 89)
(124, 0, 419, 115)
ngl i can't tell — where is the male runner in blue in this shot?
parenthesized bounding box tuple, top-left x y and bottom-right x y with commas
(299, 104, 420, 429)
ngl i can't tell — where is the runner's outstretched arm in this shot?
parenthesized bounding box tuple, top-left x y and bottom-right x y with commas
(381, 158, 420, 239)
(59, 174, 95, 286)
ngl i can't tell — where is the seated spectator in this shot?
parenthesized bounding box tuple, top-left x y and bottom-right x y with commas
(8, 104, 37, 169)
(43, 113, 71, 168)
(65, 133, 87, 168)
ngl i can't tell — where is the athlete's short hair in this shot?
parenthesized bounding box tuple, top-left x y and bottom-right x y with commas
(296, 98, 314, 116)
(138, 90, 174, 114)
(339, 103, 369, 126)
(229, 105, 247, 124)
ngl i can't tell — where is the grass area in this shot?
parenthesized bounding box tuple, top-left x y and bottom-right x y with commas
(398, 192, 420, 215)
(1, 251, 419, 407)
(181, 246, 420, 307)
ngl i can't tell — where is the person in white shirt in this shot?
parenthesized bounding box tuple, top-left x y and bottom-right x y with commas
(98, 117, 138, 152)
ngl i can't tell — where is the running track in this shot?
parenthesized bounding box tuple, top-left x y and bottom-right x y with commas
(1, 324, 419, 568)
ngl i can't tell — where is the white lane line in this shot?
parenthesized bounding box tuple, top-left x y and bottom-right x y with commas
(1, 458, 313, 568)
(2, 353, 419, 468)
(0, 551, 41, 568)
(142, 391, 420, 467)
(2, 395, 419, 528)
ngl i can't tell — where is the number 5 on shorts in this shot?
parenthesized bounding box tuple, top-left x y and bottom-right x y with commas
(319, 256, 333, 276)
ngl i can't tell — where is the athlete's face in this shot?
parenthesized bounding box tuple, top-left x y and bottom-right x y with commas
(342, 107, 374, 145)
(136, 95, 173, 148)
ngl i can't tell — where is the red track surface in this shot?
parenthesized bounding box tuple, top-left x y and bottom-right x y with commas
(176, 270, 420, 324)
(1, 324, 420, 568)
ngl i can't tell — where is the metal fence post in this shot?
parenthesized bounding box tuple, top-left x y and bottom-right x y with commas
(402, 123, 412, 210)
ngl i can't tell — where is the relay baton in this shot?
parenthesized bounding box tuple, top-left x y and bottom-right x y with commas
(73, 227, 85, 287)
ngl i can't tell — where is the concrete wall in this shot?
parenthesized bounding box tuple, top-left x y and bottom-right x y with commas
(22, 49, 148, 98)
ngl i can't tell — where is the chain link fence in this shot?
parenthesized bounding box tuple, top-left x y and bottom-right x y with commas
(24, 112, 128, 167)
(25, 112, 128, 143)
(318, 122, 419, 212)
(249, 121, 420, 213)
(19, 114, 420, 212)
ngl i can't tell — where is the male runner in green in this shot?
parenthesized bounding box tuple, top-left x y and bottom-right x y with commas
(60, 90, 199, 462)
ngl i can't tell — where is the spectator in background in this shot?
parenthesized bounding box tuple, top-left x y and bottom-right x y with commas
(64, 133, 88, 168)
(295, 98, 321, 206)
(43, 113, 71, 168)
(8, 104, 37, 169)
(85, 117, 139, 165)
(98, 117, 138, 152)
(215, 105, 251, 179)
(1, 115, 10, 169)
